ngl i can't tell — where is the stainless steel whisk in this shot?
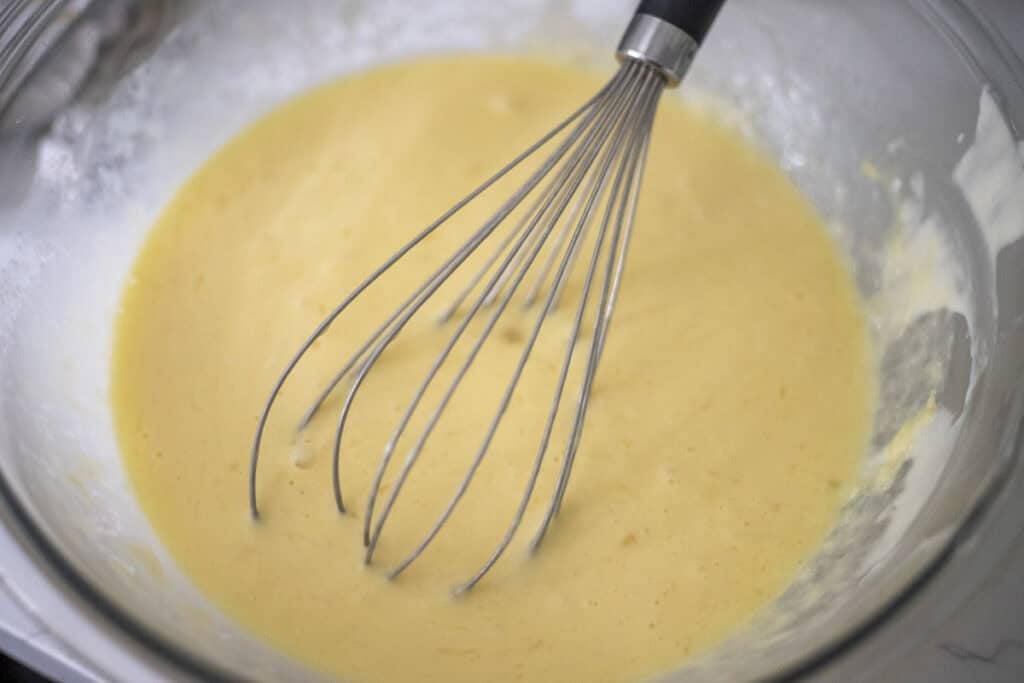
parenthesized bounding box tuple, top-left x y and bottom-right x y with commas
(249, 0, 725, 593)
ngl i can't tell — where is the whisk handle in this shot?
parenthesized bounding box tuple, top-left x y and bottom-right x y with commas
(634, 0, 725, 44)
(618, 0, 723, 85)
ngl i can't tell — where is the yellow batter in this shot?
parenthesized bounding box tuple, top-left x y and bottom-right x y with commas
(113, 56, 874, 682)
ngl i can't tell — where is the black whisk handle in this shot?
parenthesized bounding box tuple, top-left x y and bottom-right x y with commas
(634, 0, 726, 44)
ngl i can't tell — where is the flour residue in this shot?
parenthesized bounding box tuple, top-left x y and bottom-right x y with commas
(871, 205, 965, 344)
(873, 395, 937, 491)
(838, 117, 982, 578)
(954, 89, 1024, 264)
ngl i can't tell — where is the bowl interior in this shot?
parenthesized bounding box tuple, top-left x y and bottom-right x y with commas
(0, 1, 1022, 681)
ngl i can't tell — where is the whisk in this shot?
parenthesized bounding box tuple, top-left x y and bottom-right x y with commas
(249, 0, 725, 593)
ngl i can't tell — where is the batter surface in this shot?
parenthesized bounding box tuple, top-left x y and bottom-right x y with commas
(113, 56, 874, 682)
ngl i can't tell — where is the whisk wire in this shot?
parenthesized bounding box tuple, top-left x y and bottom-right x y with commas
(249, 58, 669, 586)
(366, 62, 657, 574)
(244, 0, 711, 591)
(334, 67, 643, 533)
(297, 69, 630, 437)
(361, 61, 651, 560)
(248, 71, 619, 519)
(533, 73, 662, 552)
(456, 69, 665, 592)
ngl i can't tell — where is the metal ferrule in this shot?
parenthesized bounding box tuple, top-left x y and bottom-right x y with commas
(616, 13, 698, 87)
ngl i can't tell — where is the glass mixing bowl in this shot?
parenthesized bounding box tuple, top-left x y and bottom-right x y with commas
(0, 1, 1022, 681)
